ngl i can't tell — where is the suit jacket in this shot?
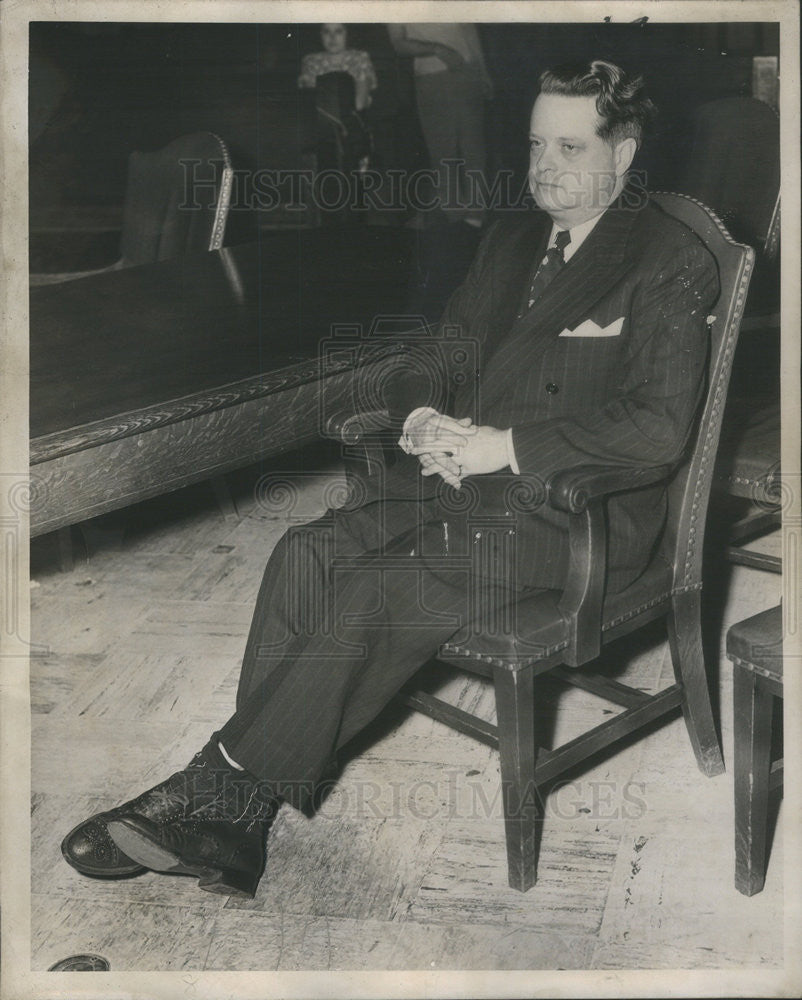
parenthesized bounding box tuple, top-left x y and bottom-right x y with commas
(376, 192, 720, 592)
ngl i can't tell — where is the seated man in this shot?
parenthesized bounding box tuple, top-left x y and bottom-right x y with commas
(61, 59, 719, 898)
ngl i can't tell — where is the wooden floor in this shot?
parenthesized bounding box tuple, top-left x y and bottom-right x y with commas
(30, 447, 784, 972)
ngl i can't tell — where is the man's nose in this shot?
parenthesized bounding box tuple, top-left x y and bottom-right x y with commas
(532, 145, 557, 175)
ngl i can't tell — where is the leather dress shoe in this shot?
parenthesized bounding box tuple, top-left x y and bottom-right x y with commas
(103, 740, 278, 898)
(61, 812, 147, 878)
(61, 764, 217, 880)
(107, 813, 269, 899)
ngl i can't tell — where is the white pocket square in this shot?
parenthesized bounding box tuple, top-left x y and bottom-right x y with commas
(559, 317, 624, 338)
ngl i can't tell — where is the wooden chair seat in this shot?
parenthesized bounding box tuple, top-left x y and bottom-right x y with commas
(713, 396, 781, 573)
(715, 398, 780, 503)
(728, 604, 784, 680)
(442, 557, 673, 669)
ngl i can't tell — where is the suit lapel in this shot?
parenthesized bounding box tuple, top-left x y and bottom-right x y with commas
(477, 199, 645, 407)
(517, 199, 641, 339)
(486, 213, 551, 345)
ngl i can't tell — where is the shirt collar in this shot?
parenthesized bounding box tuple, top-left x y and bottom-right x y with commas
(548, 210, 606, 262)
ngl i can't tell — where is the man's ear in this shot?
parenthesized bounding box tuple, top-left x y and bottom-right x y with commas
(614, 137, 638, 176)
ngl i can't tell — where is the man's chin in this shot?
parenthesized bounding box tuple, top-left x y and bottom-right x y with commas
(533, 185, 579, 214)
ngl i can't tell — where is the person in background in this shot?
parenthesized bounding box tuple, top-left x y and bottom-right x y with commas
(387, 23, 493, 228)
(299, 23, 377, 111)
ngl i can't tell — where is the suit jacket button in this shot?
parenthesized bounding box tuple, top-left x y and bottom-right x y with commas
(546, 382, 559, 394)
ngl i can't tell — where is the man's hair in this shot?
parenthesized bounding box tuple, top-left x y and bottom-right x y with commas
(538, 60, 657, 148)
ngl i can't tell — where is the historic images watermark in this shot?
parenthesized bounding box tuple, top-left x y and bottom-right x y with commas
(186, 768, 650, 823)
(1, 473, 50, 657)
(179, 156, 650, 217)
(310, 774, 650, 823)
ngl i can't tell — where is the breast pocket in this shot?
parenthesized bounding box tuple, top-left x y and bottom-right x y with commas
(544, 332, 628, 412)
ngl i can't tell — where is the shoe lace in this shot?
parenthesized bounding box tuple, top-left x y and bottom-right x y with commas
(188, 793, 229, 820)
(232, 786, 276, 830)
(144, 785, 191, 812)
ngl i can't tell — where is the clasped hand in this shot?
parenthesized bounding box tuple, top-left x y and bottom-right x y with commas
(401, 409, 510, 488)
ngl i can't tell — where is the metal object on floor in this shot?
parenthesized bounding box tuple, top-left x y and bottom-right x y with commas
(48, 954, 111, 971)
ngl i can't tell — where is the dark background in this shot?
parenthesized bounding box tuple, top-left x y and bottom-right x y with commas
(29, 20, 779, 268)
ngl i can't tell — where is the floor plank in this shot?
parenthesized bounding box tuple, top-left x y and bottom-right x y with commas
(31, 895, 218, 972)
(203, 909, 597, 971)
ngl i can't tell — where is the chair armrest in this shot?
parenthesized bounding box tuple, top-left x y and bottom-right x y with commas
(323, 408, 392, 445)
(29, 260, 123, 287)
(547, 463, 674, 514)
(549, 462, 672, 665)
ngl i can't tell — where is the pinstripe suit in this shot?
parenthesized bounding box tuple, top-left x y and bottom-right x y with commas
(217, 193, 719, 800)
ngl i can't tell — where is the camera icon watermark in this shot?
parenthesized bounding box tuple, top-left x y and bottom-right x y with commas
(2, 472, 51, 657)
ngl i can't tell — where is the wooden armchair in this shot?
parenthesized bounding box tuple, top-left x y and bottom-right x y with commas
(32, 132, 236, 566)
(324, 193, 754, 891)
(677, 97, 781, 573)
(30, 131, 233, 285)
(727, 603, 784, 896)
(712, 192, 781, 573)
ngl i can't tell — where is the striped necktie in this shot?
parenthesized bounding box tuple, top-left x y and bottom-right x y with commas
(527, 229, 571, 308)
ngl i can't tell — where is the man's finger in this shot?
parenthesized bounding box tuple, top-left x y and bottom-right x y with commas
(408, 433, 470, 453)
(419, 452, 452, 470)
(435, 415, 478, 436)
(419, 452, 463, 487)
(413, 412, 475, 433)
(423, 456, 461, 477)
(420, 463, 459, 480)
(421, 466, 462, 487)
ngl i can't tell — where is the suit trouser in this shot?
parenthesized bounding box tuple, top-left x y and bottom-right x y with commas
(216, 498, 523, 808)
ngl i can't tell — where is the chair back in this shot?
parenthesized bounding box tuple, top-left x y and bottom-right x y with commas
(119, 132, 233, 266)
(314, 70, 357, 125)
(652, 193, 754, 590)
(763, 193, 781, 262)
(676, 97, 779, 251)
(313, 71, 371, 172)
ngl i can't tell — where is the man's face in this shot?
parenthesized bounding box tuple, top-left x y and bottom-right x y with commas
(528, 93, 628, 227)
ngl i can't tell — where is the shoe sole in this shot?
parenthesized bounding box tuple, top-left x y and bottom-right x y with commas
(106, 818, 259, 899)
(59, 855, 147, 879)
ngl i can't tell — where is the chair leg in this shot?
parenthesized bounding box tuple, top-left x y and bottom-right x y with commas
(210, 475, 239, 522)
(57, 526, 75, 573)
(666, 589, 725, 777)
(492, 664, 539, 892)
(733, 665, 773, 895)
